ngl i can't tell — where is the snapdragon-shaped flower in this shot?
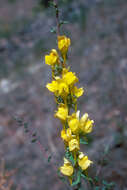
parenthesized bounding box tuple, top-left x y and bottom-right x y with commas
(68, 111, 94, 135)
(68, 112, 80, 134)
(55, 104, 68, 121)
(60, 158, 74, 176)
(61, 128, 73, 142)
(78, 152, 93, 171)
(58, 35, 71, 55)
(45, 49, 59, 66)
(69, 138, 80, 152)
(80, 113, 94, 134)
(46, 70, 81, 99)
(71, 86, 84, 98)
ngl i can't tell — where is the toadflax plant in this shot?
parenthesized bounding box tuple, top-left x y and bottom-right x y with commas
(45, 0, 94, 189)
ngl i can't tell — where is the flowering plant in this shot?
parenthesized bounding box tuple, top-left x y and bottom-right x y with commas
(45, 1, 94, 188)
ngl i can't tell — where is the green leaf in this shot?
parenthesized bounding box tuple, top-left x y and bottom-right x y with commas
(24, 122, 28, 128)
(31, 138, 37, 143)
(104, 144, 110, 155)
(48, 155, 52, 163)
(102, 180, 115, 188)
(94, 176, 99, 183)
(81, 173, 93, 186)
(59, 176, 66, 182)
(102, 180, 108, 186)
(56, 96, 64, 103)
(50, 27, 56, 33)
(102, 187, 107, 190)
(69, 154, 75, 166)
(87, 177, 94, 186)
(94, 186, 100, 190)
(80, 138, 88, 145)
(81, 173, 87, 180)
(65, 149, 75, 166)
(32, 132, 37, 137)
(57, 170, 66, 182)
(108, 182, 115, 187)
(85, 134, 93, 144)
(59, 20, 69, 26)
(72, 171, 81, 186)
(59, 57, 64, 63)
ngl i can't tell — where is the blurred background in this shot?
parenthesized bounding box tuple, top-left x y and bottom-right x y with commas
(0, 0, 127, 189)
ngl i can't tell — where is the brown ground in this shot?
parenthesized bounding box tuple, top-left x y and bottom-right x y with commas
(0, 0, 127, 189)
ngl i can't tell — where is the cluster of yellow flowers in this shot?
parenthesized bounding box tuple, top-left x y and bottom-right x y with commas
(45, 35, 94, 182)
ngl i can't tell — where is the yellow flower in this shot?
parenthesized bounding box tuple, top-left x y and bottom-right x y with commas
(72, 86, 84, 97)
(63, 71, 78, 86)
(80, 113, 88, 124)
(57, 71, 78, 95)
(62, 67, 70, 75)
(78, 153, 93, 171)
(45, 49, 59, 66)
(68, 111, 80, 134)
(46, 70, 79, 97)
(68, 111, 94, 134)
(61, 128, 72, 142)
(84, 119, 94, 133)
(58, 80, 69, 95)
(60, 158, 74, 176)
(46, 80, 58, 93)
(47, 78, 69, 96)
(58, 35, 71, 54)
(68, 117, 79, 134)
(69, 138, 79, 151)
(79, 113, 94, 134)
(55, 104, 68, 121)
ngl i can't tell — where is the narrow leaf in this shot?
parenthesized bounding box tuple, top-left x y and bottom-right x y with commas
(48, 155, 52, 163)
(72, 171, 81, 186)
(80, 138, 88, 145)
(31, 138, 37, 143)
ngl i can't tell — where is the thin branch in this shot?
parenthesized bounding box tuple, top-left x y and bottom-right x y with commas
(53, 0, 60, 37)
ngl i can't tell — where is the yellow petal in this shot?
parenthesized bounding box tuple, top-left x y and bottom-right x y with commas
(64, 157, 70, 164)
(62, 68, 69, 76)
(60, 164, 73, 176)
(58, 82, 69, 95)
(79, 114, 94, 134)
(61, 128, 72, 142)
(55, 104, 68, 121)
(78, 152, 85, 159)
(68, 118, 80, 134)
(60, 158, 74, 176)
(61, 129, 67, 141)
(80, 113, 89, 124)
(58, 35, 71, 54)
(78, 156, 93, 171)
(63, 72, 78, 86)
(69, 138, 79, 151)
(84, 119, 94, 133)
(72, 86, 84, 97)
(45, 49, 59, 66)
(66, 128, 72, 139)
(76, 110, 80, 120)
(46, 81, 58, 93)
(45, 55, 51, 65)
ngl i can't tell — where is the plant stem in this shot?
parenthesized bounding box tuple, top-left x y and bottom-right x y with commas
(53, 0, 60, 37)
(74, 182, 81, 190)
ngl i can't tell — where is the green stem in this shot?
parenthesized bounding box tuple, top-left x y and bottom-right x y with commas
(74, 182, 81, 190)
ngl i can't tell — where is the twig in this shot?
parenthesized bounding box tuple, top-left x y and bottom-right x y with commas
(53, 0, 60, 37)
